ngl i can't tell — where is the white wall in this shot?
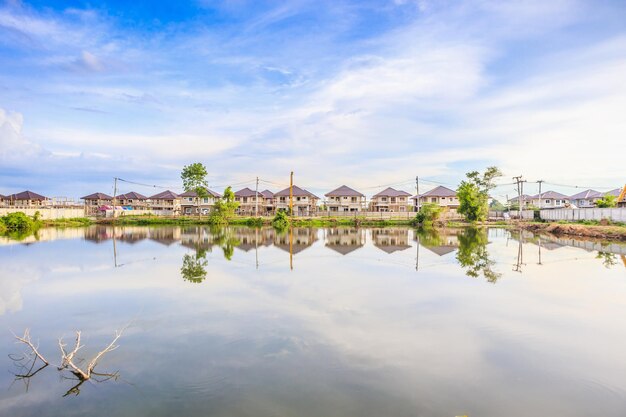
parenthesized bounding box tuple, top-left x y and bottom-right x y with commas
(0, 207, 85, 219)
(540, 208, 626, 222)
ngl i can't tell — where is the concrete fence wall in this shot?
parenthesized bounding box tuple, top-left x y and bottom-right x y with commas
(539, 208, 626, 222)
(0, 207, 85, 220)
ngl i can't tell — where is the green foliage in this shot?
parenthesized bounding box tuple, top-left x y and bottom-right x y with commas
(272, 210, 290, 230)
(181, 163, 209, 209)
(1, 212, 39, 231)
(412, 203, 442, 225)
(180, 249, 208, 283)
(245, 217, 264, 227)
(489, 200, 505, 211)
(457, 166, 502, 222)
(211, 186, 240, 223)
(456, 227, 501, 283)
(596, 251, 617, 268)
(596, 194, 617, 208)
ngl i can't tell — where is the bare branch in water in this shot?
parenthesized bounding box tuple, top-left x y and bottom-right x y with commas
(13, 329, 49, 366)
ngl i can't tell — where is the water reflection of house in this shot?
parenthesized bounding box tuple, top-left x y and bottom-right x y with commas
(274, 228, 318, 254)
(325, 228, 365, 255)
(83, 226, 181, 245)
(371, 228, 411, 253)
(232, 227, 276, 252)
(180, 227, 219, 251)
(417, 234, 460, 256)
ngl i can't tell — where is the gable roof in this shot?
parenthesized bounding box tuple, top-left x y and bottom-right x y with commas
(8, 190, 47, 200)
(606, 188, 622, 197)
(260, 189, 274, 198)
(532, 191, 570, 200)
(179, 188, 222, 198)
(412, 185, 456, 199)
(118, 191, 148, 200)
(508, 194, 533, 203)
(274, 185, 319, 199)
(372, 187, 411, 198)
(234, 187, 260, 197)
(82, 192, 113, 200)
(149, 190, 179, 199)
(569, 189, 602, 200)
(325, 185, 364, 197)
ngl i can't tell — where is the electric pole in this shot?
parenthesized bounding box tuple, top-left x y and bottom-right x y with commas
(113, 177, 118, 218)
(513, 175, 523, 219)
(415, 176, 420, 213)
(255, 176, 259, 217)
(289, 171, 294, 217)
(537, 179, 544, 210)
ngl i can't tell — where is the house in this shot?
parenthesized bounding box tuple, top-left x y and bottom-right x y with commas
(569, 189, 603, 208)
(0, 194, 5, 207)
(324, 185, 366, 212)
(81, 192, 114, 215)
(179, 188, 222, 215)
(234, 187, 266, 216)
(117, 191, 149, 210)
(411, 186, 459, 211)
(274, 185, 320, 216)
(507, 194, 536, 208)
(532, 191, 570, 209)
(4, 191, 48, 207)
(260, 190, 275, 214)
(149, 190, 181, 214)
(370, 187, 411, 212)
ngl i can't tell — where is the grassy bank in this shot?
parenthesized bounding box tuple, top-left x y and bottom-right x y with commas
(94, 215, 417, 227)
(518, 220, 626, 241)
(43, 217, 94, 227)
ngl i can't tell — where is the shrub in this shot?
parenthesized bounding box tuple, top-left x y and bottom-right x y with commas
(272, 210, 290, 230)
(412, 203, 443, 225)
(1, 212, 38, 231)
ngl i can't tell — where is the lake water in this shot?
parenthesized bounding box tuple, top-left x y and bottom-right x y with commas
(1, 226, 625, 417)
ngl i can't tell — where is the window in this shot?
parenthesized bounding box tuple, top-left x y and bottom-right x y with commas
(203, 198, 209, 203)
(545, 199, 550, 204)
(431, 197, 437, 203)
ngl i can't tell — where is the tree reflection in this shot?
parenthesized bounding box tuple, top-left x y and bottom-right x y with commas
(180, 248, 208, 283)
(596, 251, 617, 268)
(456, 227, 501, 283)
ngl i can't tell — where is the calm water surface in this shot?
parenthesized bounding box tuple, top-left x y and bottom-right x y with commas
(0, 226, 625, 417)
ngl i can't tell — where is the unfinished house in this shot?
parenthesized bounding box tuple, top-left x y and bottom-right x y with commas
(179, 188, 222, 215)
(81, 192, 114, 215)
(149, 190, 181, 214)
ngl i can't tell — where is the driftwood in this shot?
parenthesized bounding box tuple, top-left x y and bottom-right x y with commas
(11, 327, 125, 395)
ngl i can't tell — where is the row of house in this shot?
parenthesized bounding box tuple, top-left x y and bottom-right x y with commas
(4, 184, 625, 214)
(507, 188, 624, 209)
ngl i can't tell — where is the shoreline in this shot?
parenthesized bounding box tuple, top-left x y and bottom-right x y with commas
(33, 216, 626, 241)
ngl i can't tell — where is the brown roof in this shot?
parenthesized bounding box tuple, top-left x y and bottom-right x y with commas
(325, 185, 364, 197)
(531, 191, 569, 200)
(118, 191, 148, 200)
(149, 190, 179, 199)
(412, 185, 456, 199)
(234, 187, 260, 198)
(8, 190, 48, 200)
(179, 188, 222, 198)
(372, 187, 411, 198)
(274, 185, 319, 199)
(82, 192, 113, 200)
(260, 189, 274, 198)
(569, 189, 602, 200)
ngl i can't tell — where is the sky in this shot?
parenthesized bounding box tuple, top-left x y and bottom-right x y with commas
(0, 0, 625, 201)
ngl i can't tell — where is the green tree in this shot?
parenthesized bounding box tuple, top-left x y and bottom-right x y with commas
(181, 163, 209, 215)
(211, 186, 240, 223)
(596, 195, 617, 208)
(180, 248, 208, 283)
(457, 166, 502, 222)
(272, 210, 290, 230)
(412, 202, 442, 226)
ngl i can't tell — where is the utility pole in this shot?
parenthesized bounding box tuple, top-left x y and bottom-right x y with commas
(537, 179, 544, 210)
(255, 176, 259, 217)
(415, 176, 420, 213)
(112, 177, 118, 218)
(289, 171, 294, 217)
(513, 175, 523, 219)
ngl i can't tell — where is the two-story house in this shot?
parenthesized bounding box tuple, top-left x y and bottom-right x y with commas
(370, 187, 411, 212)
(117, 191, 149, 210)
(274, 185, 319, 216)
(569, 189, 604, 208)
(260, 190, 275, 214)
(324, 185, 366, 212)
(507, 194, 536, 209)
(234, 187, 266, 216)
(81, 192, 114, 215)
(179, 188, 222, 215)
(411, 186, 459, 212)
(533, 191, 570, 209)
(149, 190, 181, 214)
(4, 191, 48, 208)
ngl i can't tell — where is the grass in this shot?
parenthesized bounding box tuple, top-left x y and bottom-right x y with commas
(44, 217, 94, 227)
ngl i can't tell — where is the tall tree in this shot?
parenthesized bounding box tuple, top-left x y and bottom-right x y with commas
(457, 166, 502, 222)
(181, 163, 209, 215)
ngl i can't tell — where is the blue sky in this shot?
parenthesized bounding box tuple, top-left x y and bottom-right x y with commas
(0, 0, 625, 200)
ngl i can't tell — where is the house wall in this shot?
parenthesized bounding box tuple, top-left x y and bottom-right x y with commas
(539, 208, 626, 222)
(0, 207, 85, 219)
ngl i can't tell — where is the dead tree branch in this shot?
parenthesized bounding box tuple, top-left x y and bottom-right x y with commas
(13, 329, 49, 366)
(58, 328, 125, 380)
